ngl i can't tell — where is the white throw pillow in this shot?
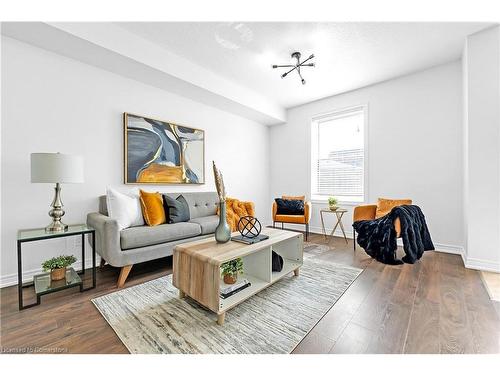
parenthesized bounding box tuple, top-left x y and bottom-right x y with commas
(106, 187, 145, 230)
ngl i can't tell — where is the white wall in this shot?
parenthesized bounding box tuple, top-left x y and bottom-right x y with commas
(462, 26, 500, 272)
(270, 61, 464, 252)
(0, 37, 270, 286)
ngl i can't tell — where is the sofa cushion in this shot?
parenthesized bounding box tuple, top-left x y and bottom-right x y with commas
(188, 215, 219, 235)
(163, 194, 190, 223)
(106, 187, 145, 230)
(275, 214, 307, 224)
(139, 190, 166, 226)
(120, 222, 201, 250)
(180, 192, 219, 219)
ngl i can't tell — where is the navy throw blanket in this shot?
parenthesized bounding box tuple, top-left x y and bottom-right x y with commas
(352, 205, 434, 265)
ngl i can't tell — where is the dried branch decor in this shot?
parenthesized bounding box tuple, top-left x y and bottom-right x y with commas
(212, 161, 226, 203)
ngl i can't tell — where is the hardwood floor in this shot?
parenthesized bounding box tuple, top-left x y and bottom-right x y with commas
(1, 232, 498, 354)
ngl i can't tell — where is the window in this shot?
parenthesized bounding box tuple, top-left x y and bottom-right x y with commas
(311, 105, 367, 202)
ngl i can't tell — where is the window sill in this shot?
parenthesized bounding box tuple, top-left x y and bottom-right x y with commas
(311, 200, 363, 207)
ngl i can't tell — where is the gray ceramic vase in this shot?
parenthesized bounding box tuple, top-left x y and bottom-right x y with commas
(215, 201, 231, 243)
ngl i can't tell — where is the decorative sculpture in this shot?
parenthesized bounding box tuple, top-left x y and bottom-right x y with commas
(237, 216, 262, 239)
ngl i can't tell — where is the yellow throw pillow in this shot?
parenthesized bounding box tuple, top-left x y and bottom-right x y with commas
(139, 190, 166, 226)
(375, 198, 412, 219)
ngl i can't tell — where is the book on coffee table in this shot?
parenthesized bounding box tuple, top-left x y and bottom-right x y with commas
(220, 279, 251, 299)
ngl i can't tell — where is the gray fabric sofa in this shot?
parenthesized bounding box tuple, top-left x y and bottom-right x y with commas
(87, 191, 220, 287)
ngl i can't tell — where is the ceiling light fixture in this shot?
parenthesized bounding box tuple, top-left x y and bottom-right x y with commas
(272, 51, 315, 85)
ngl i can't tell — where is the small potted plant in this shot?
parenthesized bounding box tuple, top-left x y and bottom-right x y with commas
(42, 255, 77, 281)
(221, 258, 244, 284)
(328, 196, 339, 211)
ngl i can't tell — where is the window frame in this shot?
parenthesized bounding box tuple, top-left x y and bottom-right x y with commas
(309, 104, 369, 205)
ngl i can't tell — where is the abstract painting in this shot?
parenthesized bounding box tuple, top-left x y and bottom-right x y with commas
(124, 113, 204, 184)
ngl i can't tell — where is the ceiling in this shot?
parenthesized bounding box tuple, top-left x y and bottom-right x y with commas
(118, 22, 492, 108)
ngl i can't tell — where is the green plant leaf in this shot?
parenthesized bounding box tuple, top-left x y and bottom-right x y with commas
(41, 255, 77, 272)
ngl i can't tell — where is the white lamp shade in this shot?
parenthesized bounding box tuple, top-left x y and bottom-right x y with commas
(31, 153, 84, 183)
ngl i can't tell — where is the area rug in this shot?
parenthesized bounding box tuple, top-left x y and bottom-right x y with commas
(92, 255, 362, 354)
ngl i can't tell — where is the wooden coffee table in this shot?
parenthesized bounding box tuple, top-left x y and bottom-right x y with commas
(173, 228, 303, 325)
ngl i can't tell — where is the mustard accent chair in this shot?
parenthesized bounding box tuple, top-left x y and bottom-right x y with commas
(352, 198, 412, 250)
(272, 195, 312, 241)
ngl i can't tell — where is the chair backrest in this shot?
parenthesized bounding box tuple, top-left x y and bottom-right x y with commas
(375, 198, 412, 218)
(282, 195, 305, 201)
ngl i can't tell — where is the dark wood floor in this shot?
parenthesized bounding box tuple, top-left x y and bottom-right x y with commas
(1, 232, 499, 354)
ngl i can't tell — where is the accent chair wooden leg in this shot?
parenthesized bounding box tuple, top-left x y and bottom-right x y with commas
(294, 268, 300, 276)
(353, 231, 356, 251)
(117, 265, 133, 288)
(179, 290, 186, 299)
(273, 221, 275, 228)
(100, 257, 106, 268)
(282, 222, 284, 229)
(217, 312, 226, 325)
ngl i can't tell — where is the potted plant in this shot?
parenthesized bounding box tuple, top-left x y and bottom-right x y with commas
(42, 255, 77, 281)
(328, 196, 339, 211)
(221, 258, 244, 284)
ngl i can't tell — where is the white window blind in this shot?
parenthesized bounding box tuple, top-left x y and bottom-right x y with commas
(311, 106, 366, 202)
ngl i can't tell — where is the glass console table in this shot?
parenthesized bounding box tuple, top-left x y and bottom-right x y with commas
(17, 224, 96, 310)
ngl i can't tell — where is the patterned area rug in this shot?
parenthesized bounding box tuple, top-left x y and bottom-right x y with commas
(92, 249, 362, 354)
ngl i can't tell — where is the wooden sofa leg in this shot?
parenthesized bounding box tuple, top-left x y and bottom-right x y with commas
(117, 265, 133, 288)
(100, 257, 106, 269)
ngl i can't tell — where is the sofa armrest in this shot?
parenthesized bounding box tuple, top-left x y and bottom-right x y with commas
(86, 212, 122, 266)
(353, 204, 377, 222)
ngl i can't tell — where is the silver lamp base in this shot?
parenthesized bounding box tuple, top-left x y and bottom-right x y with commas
(45, 182, 68, 233)
(45, 221, 68, 233)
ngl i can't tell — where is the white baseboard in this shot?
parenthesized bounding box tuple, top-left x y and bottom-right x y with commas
(0, 256, 102, 288)
(433, 243, 464, 256)
(479, 271, 500, 301)
(464, 257, 500, 273)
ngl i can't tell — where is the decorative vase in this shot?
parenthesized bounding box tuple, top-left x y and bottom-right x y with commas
(329, 205, 338, 211)
(215, 201, 231, 243)
(223, 273, 237, 284)
(50, 267, 66, 281)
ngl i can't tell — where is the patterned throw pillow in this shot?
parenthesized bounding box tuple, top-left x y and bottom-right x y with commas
(275, 198, 305, 215)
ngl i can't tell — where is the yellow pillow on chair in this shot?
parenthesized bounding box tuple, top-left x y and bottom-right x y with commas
(375, 198, 412, 219)
(139, 190, 166, 226)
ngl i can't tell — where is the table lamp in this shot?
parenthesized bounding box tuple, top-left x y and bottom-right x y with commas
(31, 153, 84, 232)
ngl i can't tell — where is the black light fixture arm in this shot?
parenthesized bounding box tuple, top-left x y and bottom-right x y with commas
(272, 51, 315, 84)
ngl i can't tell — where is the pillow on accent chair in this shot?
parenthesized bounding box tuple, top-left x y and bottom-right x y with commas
(275, 198, 305, 215)
(106, 187, 145, 230)
(163, 195, 190, 223)
(375, 197, 412, 219)
(139, 190, 167, 226)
